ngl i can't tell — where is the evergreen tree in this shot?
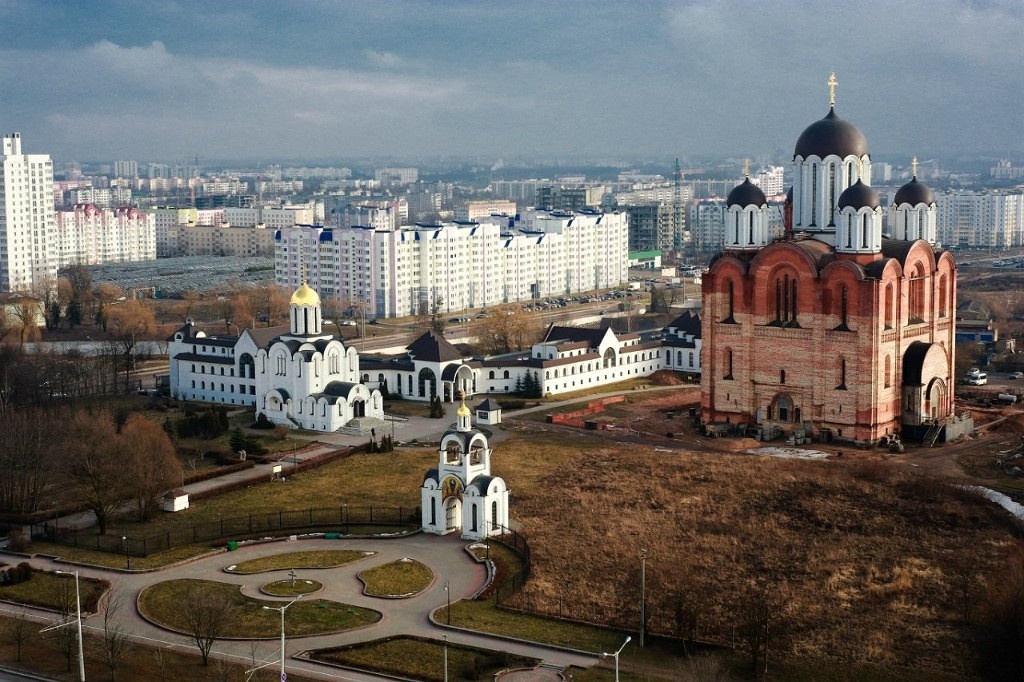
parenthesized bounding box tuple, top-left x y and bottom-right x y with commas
(229, 427, 245, 453)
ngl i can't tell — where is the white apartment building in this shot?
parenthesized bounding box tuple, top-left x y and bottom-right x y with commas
(224, 203, 319, 229)
(936, 191, 1024, 248)
(0, 133, 55, 293)
(54, 205, 156, 266)
(332, 201, 405, 231)
(113, 160, 138, 178)
(750, 166, 785, 196)
(374, 167, 418, 185)
(275, 209, 629, 318)
(70, 187, 133, 209)
(455, 200, 517, 222)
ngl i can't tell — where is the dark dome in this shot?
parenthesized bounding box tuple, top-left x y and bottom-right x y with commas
(893, 176, 935, 207)
(837, 179, 880, 210)
(794, 107, 869, 159)
(726, 178, 767, 207)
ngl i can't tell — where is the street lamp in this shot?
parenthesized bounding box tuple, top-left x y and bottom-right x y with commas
(262, 595, 302, 681)
(54, 570, 86, 682)
(444, 581, 451, 625)
(443, 634, 449, 682)
(603, 635, 631, 682)
(122, 535, 130, 570)
(639, 548, 647, 648)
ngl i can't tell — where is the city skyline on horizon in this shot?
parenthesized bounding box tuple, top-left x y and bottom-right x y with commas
(1, 1, 1022, 165)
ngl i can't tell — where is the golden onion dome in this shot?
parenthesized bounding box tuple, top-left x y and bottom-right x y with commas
(290, 281, 321, 307)
(457, 399, 471, 417)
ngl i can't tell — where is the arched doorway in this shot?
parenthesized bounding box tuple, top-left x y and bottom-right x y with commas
(418, 368, 436, 398)
(444, 497, 461, 533)
(352, 399, 366, 418)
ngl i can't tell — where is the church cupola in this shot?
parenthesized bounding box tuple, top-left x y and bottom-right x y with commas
(791, 73, 872, 239)
(289, 276, 323, 336)
(456, 397, 472, 432)
(889, 158, 937, 244)
(835, 180, 882, 255)
(724, 163, 770, 252)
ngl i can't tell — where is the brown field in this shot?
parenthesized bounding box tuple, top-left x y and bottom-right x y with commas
(489, 419, 1019, 677)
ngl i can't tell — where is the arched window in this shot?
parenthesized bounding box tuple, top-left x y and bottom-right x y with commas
(503, 370, 510, 379)
(909, 263, 926, 322)
(884, 283, 894, 329)
(488, 371, 495, 379)
(810, 164, 818, 227)
(938, 274, 948, 318)
(688, 351, 694, 367)
(491, 501, 499, 530)
(725, 280, 735, 322)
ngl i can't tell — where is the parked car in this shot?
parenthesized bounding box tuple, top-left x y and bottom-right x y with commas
(1010, 371, 1024, 380)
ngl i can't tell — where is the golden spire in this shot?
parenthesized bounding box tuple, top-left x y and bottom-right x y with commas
(911, 156, 918, 177)
(827, 72, 838, 107)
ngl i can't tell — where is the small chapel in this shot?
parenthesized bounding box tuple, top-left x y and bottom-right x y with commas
(701, 74, 969, 445)
(421, 399, 509, 540)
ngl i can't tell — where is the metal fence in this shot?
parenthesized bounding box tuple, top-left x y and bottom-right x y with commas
(36, 504, 420, 557)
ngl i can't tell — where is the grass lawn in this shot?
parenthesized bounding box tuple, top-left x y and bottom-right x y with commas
(0, 570, 107, 612)
(261, 578, 322, 596)
(0, 612, 320, 682)
(310, 635, 538, 681)
(138, 578, 381, 638)
(358, 558, 432, 597)
(28, 447, 434, 565)
(443, 599, 625, 654)
(225, 549, 374, 574)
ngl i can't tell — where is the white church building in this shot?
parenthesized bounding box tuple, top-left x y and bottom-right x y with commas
(167, 280, 384, 431)
(421, 400, 509, 540)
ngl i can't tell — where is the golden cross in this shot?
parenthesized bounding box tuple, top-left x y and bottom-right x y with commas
(911, 156, 918, 177)
(827, 72, 838, 107)
(743, 158, 750, 177)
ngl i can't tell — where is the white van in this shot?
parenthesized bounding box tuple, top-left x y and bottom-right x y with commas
(966, 372, 988, 386)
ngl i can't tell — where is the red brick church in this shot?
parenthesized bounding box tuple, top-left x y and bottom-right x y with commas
(701, 76, 964, 445)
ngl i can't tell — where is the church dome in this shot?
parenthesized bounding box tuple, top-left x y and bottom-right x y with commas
(726, 177, 767, 208)
(893, 176, 935, 206)
(290, 281, 321, 307)
(837, 179, 880, 210)
(794, 108, 869, 159)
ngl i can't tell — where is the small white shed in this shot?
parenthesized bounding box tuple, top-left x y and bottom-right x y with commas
(161, 489, 190, 512)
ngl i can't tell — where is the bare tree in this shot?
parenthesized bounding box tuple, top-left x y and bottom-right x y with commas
(92, 282, 123, 331)
(101, 591, 133, 681)
(477, 304, 542, 355)
(105, 300, 156, 392)
(734, 580, 787, 679)
(0, 407, 56, 513)
(46, 573, 78, 673)
(183, 583, 236, 666)
(64, 412, 130, 535)
(5, 609, 32, 662)
(6, 295, 44, 346)
(121, 414, 181, 522)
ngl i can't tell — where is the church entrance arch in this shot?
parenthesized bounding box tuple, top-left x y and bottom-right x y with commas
(418, 368, 436, 398)
(770, 394, 795, 422)
(352, 399, 366, 418)
(444, 497, 461, 533)
(925, 377, 947, 420)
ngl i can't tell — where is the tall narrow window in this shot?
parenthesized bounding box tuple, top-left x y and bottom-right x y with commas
(838, 357, 847, 389)
(884, 355, 891, 388)
(938, 274, 948, 318)
(780, 369, 786, 384)
(724, 349, 733, 379)
(884, 283, 894, 329)
(726, 280, 735, 321)
(827, 164, 836, 226)
(748, 212, 755, 244)
(810, 165, 818, 227)
(790, 278, 798, 323)
(862, 214, 870, 248)
(839, 285, 848, 328)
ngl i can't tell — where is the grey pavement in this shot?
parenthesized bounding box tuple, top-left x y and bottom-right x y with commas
(5, 533, 601, 680)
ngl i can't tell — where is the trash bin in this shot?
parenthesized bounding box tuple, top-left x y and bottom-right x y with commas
(227, 541, 238, 551)
(325, 532, 340, 540)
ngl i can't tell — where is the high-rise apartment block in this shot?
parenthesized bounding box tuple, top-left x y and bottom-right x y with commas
(54, 205, 156, 266)
(935, 191, 1024, 249)
(275, 209, 629, 318)
(374, 167, 418, 185)
(0, 133, 55, 293)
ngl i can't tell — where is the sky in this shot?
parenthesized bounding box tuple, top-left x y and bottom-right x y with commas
(0, 0, 1021, 165)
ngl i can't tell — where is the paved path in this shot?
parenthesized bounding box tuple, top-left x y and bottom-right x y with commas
(5, 534, 600, 680)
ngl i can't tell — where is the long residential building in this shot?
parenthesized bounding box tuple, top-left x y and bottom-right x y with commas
(0, 133, 55, 293)
(274, 208, 629, 318)
(54, 204, 156, 266)
(935, 191, 1024, 249)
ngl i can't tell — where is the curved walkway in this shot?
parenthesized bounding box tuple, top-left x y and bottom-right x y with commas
(4, 533, 600, 680)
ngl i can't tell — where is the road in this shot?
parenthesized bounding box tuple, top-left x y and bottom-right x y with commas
(8, 534, 601, 681)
